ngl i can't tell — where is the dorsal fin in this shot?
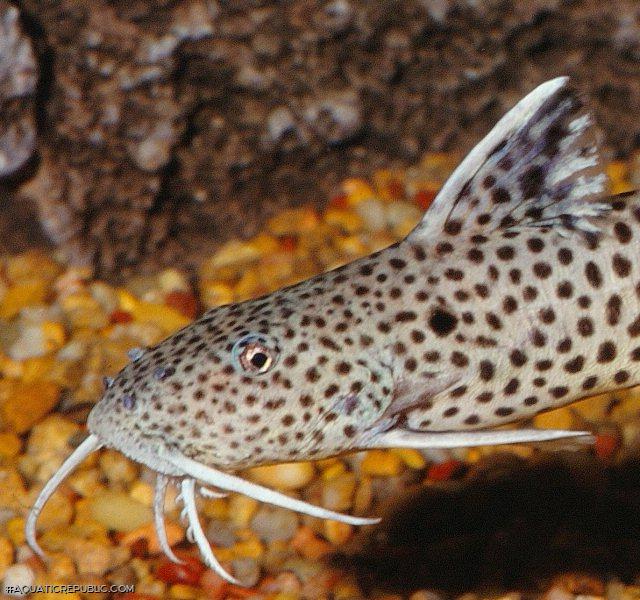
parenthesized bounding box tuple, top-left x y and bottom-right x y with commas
(410, 77, 610, 242)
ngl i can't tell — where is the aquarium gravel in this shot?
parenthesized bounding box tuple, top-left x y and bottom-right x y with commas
(2, 153, 640, 599)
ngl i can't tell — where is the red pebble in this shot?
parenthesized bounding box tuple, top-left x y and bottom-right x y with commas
(414, 189, 437, 211)
(427, 459, 465, 481)
(109, 309, 133, 324)
(280, 235, 298, 252)
(156, 553, 205, 586)
(165, 290, 199, 319)
(328, 193, 348, 209)
(594, 433, 620, 461)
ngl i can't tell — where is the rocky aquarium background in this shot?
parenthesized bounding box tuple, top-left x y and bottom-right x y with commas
(1, 0, 640, 276)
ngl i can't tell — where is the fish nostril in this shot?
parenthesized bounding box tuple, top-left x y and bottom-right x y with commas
(127, 347, 146, 362)
(153, 366, 175, 381)
(122, 394, 136, 410)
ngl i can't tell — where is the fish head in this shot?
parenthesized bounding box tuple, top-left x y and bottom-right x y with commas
(87, 283, 394, 472)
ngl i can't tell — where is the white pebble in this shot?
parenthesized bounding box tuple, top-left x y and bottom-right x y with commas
(2, 564, 34, 596)
(251, 506, 298, 542)
(355, 199, 387, 231)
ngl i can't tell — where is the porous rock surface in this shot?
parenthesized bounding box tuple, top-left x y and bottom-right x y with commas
(2, 0, 640, 275)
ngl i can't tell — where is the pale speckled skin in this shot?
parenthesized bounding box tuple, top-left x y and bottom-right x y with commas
(87, 78, 636, 474)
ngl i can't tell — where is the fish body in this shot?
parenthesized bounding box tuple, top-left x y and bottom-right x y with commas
(27, 77, 634, 582)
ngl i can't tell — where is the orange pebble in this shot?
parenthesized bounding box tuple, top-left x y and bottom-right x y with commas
(156, 552, 204, 586)
(200, 569, 229, 600)
(290, 526, 332, 560)
(385, 177, 405, 199)
(594, 433, 620, 461)
(121, 521, 184, 554)
(328, 194, 349, 210)
(427, 459, 465, 481)
(165, 290, 199, 319)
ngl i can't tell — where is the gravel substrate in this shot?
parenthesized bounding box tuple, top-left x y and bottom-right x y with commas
(1, 154, 640, 599)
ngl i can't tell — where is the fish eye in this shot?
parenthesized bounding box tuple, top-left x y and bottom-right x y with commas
(232, 334, 279, 375)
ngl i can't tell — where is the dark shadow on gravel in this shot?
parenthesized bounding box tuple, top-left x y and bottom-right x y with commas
(337, 452, 640, 595)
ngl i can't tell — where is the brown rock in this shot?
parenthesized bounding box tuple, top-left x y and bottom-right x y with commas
(3, 0, 640, 275)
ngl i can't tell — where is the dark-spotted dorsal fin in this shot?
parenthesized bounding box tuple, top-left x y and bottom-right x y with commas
(410, 77, 610, 242)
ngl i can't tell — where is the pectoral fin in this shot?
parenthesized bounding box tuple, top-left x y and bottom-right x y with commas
(370, 427, 594, 449)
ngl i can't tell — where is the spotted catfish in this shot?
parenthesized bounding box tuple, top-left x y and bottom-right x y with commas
(28, 77, 635, 583)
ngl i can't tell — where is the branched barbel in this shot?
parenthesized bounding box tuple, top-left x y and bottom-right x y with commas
(26, 77, 636, 583)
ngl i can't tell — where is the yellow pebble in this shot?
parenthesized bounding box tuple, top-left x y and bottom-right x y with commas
(121, 521, 185, 555)
(353, 476, 373, 515)
(373, 168, 405, 201)
(60, 291, 101, 312)
(0, 432, 21, 458)
(324, 208, 364, 234)
(201, 497, 228, 520)
(333, 235, 368, 257)
(20, 357, 55, 383)
(232, 537, 264, 559)
(0, 354, 23, 378)
(267, 208, 319, 236)
(322, 472, 356, 512)
(200, 281, 234, 308)
(116, 288, 138, 312)
(5, 250, 61, 283)
(131, 300, 191, 334)
(229, 494, 259, 528)
(2, 380, 60, 434)
(6, 517, 25, 546)
(208, 240, 262, 269)
(316, 457, 341, 469)
(49, 553, 77, 580)
(533, 407, 574, 430)
(334, 582, 363, 600)
(250, 232, 281, 255)
(324, 520, 353, 545)
(466, 449, 483, 463)
(169, 584, 200, 600)
(259, 253, 295, 285)
(234, 268, 262, 301)
(393, 216, 420, 238)
(342, 178, 376, 204)
(129, 480, 154, 507)
(32, 488, 73, 531)
(571, 394, 612, 422)
(246, 462, 315, 490)
(321, 462, 346, 481)
(0, 537, 13, 580)
(607, 160, 628, 185)
(68, 468, 104, 498)
(42, 321, 66, 349)
(360, 450, 402, 476)
(271, 594, 300, 600)
(88, 491, 152, 532)
(390, 448, 426, 470)
(158, 268, 190, 293)
(0, 279, 48, 319)
(99, 449, 138, 484)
